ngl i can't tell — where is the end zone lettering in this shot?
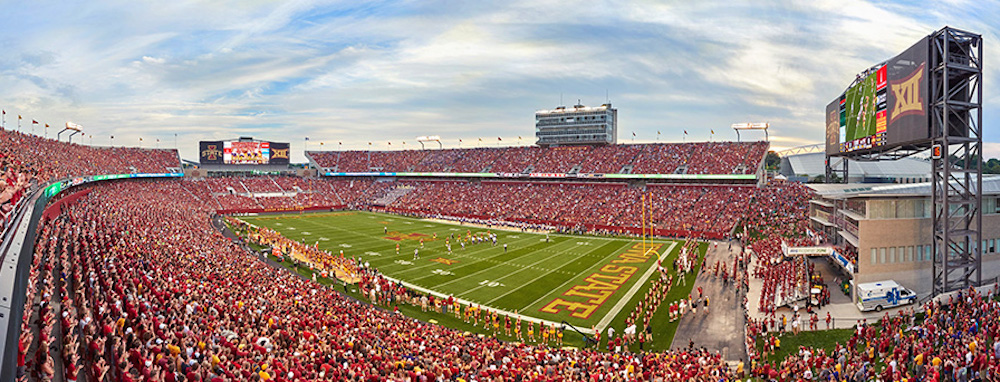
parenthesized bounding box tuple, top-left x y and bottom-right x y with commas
(540, 242, 663, 319)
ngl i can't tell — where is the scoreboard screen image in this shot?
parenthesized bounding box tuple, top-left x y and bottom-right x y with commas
(837, 65, 888, 153)
(826, 37, 930, 156)
(199, 141, 290, 165)
(226, 141, 270, 164)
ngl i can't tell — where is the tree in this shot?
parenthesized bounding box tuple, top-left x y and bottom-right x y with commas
(765, 151, 781, 171)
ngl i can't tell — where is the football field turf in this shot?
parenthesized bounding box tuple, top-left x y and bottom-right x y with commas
(238, 210, 689, 330)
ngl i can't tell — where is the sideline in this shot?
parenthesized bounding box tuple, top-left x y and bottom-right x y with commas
(594, 242, 678, 330)
(225, 214, 595, 334)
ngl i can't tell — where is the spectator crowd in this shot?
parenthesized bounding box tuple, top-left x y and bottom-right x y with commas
(307, 142, 768, 175)
(17, 180, 741, 381)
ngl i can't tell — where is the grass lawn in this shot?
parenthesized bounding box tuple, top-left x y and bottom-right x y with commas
(754, 329, 854, 365)
(235, 210, 707, 351)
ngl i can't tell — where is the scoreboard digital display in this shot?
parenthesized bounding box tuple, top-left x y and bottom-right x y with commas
(826, 37, 930, 156)
(200, 140, 290, 165)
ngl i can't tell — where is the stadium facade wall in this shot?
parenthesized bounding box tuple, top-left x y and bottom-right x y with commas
(376, 206, 729, 240)
(854, 215, 1000, 298)
(215, 204, 344, 215)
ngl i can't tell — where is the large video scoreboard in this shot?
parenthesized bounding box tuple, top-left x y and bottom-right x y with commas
(199, 140, 290, 165)
(826, 37, 930, 156)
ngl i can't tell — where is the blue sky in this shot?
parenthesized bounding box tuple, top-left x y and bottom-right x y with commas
(1, 0, 998, 162)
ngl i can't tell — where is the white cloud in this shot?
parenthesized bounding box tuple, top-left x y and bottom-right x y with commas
(0, 0, 996, 163)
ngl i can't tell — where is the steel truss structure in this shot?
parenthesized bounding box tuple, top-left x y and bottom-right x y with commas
(930, 27, 983, 295)
(824, 27, 983, 295)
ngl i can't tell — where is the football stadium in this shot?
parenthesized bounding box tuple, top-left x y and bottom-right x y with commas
(1, 4, 999, 382)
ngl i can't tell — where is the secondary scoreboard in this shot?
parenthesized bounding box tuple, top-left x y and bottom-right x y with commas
(199, 140, 290, 165)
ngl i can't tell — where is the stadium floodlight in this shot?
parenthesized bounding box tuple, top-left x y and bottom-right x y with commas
(731, 122, 769, 142)
(59, 121, 84, 143)
(416, 135, 443, 150)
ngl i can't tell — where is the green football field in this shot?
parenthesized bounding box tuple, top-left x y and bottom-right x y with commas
(237, 210, 695, 332)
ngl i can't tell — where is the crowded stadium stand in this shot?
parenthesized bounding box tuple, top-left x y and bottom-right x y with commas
(7, 178, 741, 381)
(307, 141, 769, 175)
(7, 130, 1000, 382)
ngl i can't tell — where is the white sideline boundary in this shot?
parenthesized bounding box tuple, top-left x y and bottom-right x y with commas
(377, 241, 677, 336)
(594, 242, 677, 331)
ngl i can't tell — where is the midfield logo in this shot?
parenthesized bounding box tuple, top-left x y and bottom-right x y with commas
(889, 63, 925, 124)
(202, 145, 222, 160)
(429, 257, 459, 265)
(383, 231, 431, 242)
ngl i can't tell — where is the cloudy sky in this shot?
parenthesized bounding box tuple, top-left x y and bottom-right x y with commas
(1, 0, 998, 162)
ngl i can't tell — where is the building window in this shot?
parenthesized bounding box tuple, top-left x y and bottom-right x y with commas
(925, 245, 933, 261)
(889, 247, 895, 263)
(881, 248, 886, 264)
(990, 239, 996, 253)
(871, 248, 877, 265)
(918, 245, 924, 262)
(907, 246, 913, 262)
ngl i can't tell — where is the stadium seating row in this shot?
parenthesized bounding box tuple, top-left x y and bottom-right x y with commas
(17, 181, 738, 381)
(308, 141, 768, 175)
(179, 177, 755, 238)
(1, 129, 181, 237)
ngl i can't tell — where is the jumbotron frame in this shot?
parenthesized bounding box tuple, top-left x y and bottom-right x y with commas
(825, 27, 984, 296)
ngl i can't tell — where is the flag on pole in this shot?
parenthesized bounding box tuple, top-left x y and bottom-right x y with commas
(497, 137, 502, 141)
(632, 132, 636, 137)
(478, 138, 482, 142)
(387, 141, 391, 145)
(684, 130, 688, 135)
(657, 131, 661, 135)
(45, 124, 49, 128)
(32, 120, 38, 124)
(711, 129, 715, 134)
(305, 137, 310, 141)
(18, 115, 21, 120)
(459, 139, 462, 142)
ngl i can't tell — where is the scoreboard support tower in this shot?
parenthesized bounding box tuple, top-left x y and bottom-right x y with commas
(929, 28, 983, 295)
(823, 27, 984, 296)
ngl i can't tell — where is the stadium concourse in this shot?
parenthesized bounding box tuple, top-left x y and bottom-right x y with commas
(2, 129, 999, 382)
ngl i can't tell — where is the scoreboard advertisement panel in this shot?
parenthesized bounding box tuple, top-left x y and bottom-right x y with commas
(826, 37, 930, 155)
(199, 141, 290, 165)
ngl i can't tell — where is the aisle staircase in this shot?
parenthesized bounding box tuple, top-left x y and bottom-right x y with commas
(373, 185, 415, 206)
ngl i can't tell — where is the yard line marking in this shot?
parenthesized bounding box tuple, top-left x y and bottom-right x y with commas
(390, 236, 553, 278)
(449, 241, 587, 294)
(483, 240, 636, 306)
(517, 240, 637, 311)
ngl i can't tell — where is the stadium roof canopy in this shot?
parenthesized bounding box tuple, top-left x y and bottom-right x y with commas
(806, 175, 1000, 199)
(781, 152, 931, 181)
